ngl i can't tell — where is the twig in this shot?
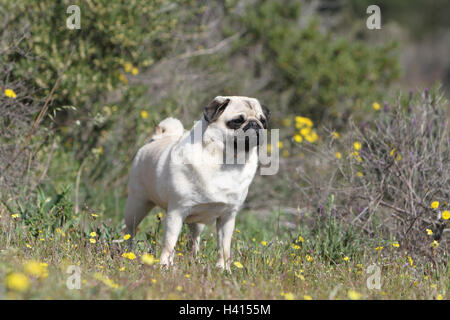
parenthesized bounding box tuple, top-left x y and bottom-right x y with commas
(175, 33, 240, 60)
(74, 161, 85, 215)
(30, 137, 57, 192)
(0, 46, 74, 181)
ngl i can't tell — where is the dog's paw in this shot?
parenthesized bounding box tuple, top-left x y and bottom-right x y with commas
(215, 262, 232, 274)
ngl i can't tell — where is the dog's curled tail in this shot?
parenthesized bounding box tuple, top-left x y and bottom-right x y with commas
(150, 117, 185, 141)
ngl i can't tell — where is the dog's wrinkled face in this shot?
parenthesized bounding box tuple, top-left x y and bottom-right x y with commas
(203, 96, 270, 152)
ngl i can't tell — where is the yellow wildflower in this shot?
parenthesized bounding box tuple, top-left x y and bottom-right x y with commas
(372, 102, 380, 111)
(89, 238, 96, 244)
(347, 289, 362, 300)
(124, 62, 133, 73)
(94, 273, 119, 289)
(295, 116, 313, 127)
(304, 131, 318, 143)
(353, 142, 362, 151)
(356, 172, 364, 177)
(442, 210, 449, 220)
(261, 240, 267, 246)
(430, 201, 439, 209)
(277, 141, 284, 149)
(426, 229, 433, 235)
(5, 273, 30, 292)
(233, 261, 243, 269)
(284, 292, 295, 300)
(298, 236, 304, 243)
(303, 295, 312, 300)
(118, 73, 128, 85)
(375, 246, 383, 251)
(123, 234, 131, 240)
(390, 148, 396, 157)
(141, 110, 148, 119)
(295, 272, 305, 280)
(335, 152, 342, 159)
(294, 134, 303, 143)
(131, 67, 139, 75)
(122, 252, 136, 260)
(90, 232, 97, 237)
(431, 240, 439, 248)
(300, 127, 311, 136)
(437, 294, 444, 300)
(24, 260, 49, 278)
(11, 214, 19, 219)
(392, 242, 400, 248)
(4, 88, 17, 98)
(141, 253, 156, 266)
(343, 256, 349, 261)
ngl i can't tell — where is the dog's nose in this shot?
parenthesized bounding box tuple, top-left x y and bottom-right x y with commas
(243, 120, 261, 132)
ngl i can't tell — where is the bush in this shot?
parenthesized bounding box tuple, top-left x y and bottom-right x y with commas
(0, 20, 46, 197)
(227, 0, 400, 125)
(3, 1, 179, 110)
(298, 87, 449, 256)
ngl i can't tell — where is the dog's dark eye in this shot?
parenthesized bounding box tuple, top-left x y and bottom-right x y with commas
(227, 115, 245, 129)
(260, 117, 267, 128)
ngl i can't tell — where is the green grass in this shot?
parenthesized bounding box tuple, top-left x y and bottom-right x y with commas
(0, 193, 447, 300)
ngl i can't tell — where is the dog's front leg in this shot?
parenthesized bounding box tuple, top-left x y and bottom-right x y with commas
(160, 208, 185, 267)
(216, 213, 236, 272)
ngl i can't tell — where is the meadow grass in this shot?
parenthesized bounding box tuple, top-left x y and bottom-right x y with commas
(0, 198, 447, 300)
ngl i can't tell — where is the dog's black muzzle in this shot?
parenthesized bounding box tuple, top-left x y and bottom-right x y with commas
(234, 120, 263, 152)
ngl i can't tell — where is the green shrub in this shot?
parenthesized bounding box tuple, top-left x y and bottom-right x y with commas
(3, 1, 179, 110)
(300, 87, 449, 256)
(227, 0, 400, 125)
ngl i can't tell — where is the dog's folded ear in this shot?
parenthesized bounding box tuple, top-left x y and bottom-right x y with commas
(203, 97, 231, 123)
(261, 104, 271, 125)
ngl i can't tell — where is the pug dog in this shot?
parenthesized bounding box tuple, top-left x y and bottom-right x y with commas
(124, 96, 270, 270)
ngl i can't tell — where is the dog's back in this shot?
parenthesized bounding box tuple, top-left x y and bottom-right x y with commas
(127, 118, 185, 213)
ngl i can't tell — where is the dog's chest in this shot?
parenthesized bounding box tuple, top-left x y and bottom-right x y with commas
(200, 161, 255, 200)
(171, 157, 257, 209)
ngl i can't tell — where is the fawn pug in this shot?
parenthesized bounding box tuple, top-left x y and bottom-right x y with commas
(124, 96, 270, 270)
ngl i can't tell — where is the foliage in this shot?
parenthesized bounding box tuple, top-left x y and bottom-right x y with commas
(0, 0, 448, 300)
(0, 200, 447, 299)
(296, 87, 449, 256)
(2, 0, 180, 109)
(227, 0, 400, 125)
